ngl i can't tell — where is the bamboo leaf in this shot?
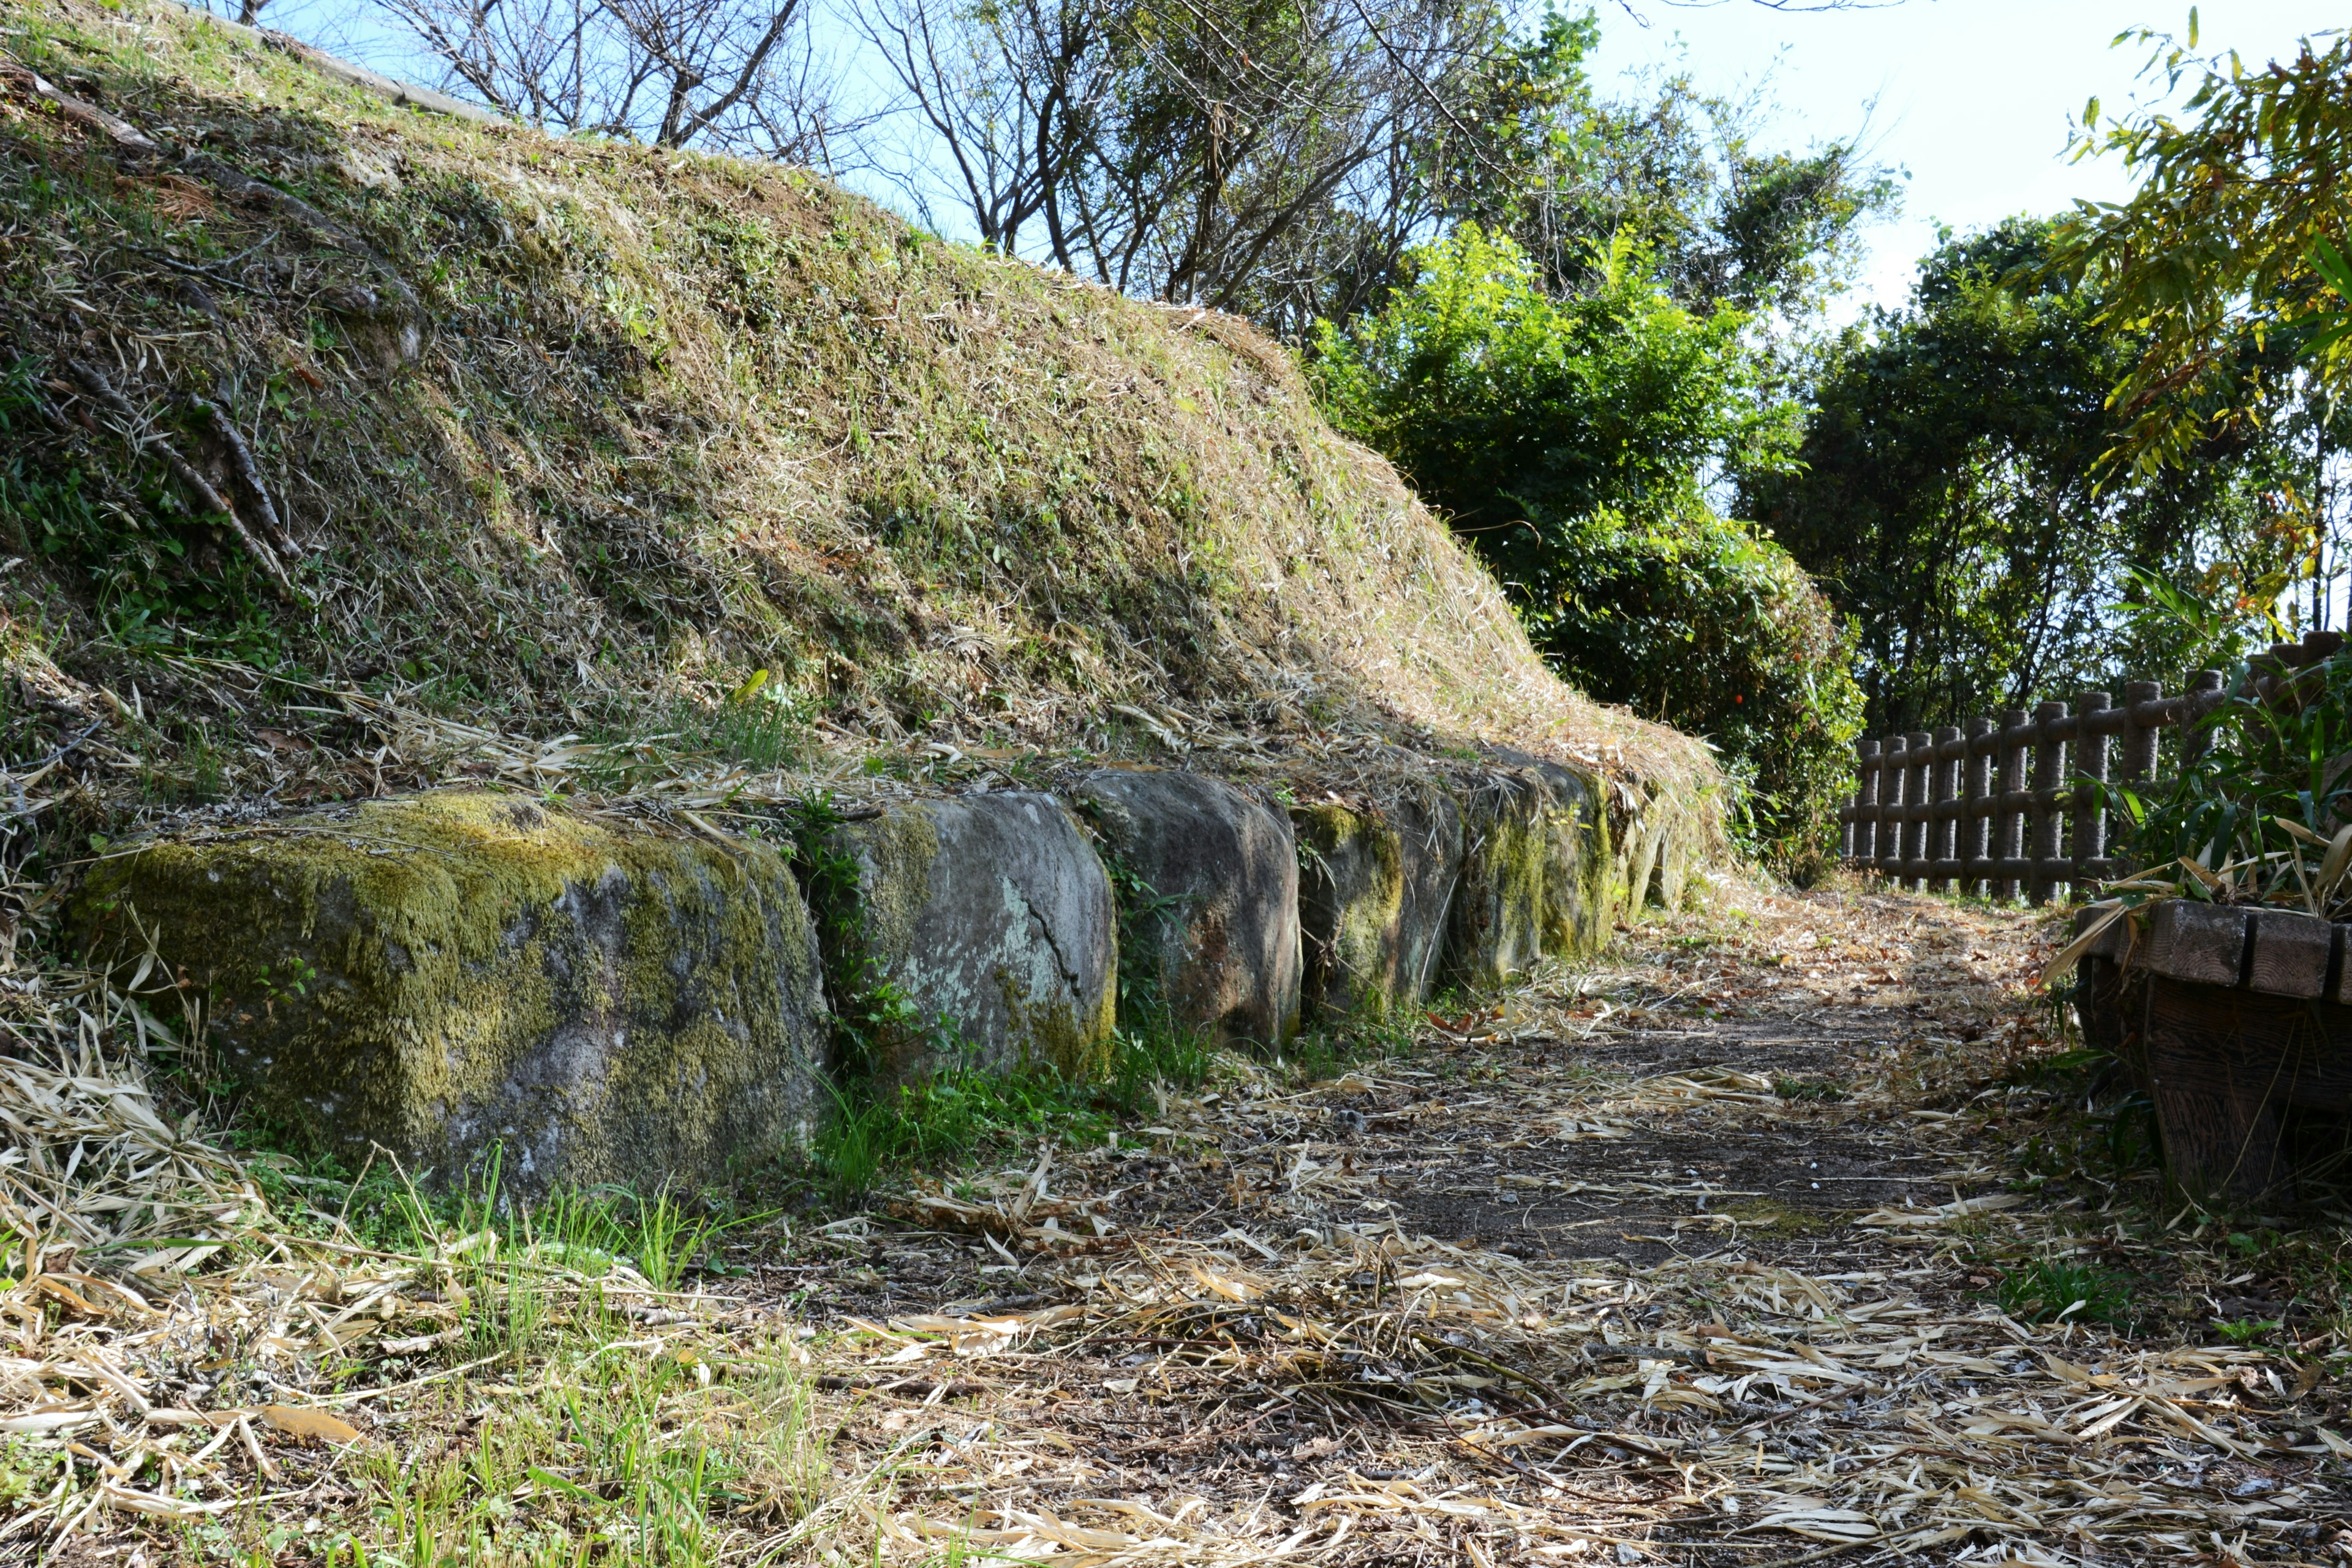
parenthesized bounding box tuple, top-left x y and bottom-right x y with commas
(2040, 899, 2135, 987)
(2318, 823, 2352, 897)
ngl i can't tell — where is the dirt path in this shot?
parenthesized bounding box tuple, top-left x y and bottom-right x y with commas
(779, 883, 2352, 1566)
(18, 879, 2348, 1564)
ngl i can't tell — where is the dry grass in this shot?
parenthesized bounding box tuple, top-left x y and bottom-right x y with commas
(771, 882, 2350, 1565)
(0, 0, 1713, 837)
(11, 875, 2346, 1563)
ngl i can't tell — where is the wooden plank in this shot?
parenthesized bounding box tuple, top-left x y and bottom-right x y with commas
(2244, 908, 2333, 1000)
(2140, 976, 2294, 1203)
(2144, 900, 2248, 987)
(2139, 973, 2352, 1205)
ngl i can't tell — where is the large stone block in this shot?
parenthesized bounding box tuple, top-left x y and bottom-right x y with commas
(1487, 747, 1613, 957)
(72, 791, 829, 1193)
(1441, 768, 1552, 990)
(814, 791, 1117, 1079)
(1605, 780, 1718, 924)
(1291, 791, 1461, 1023)
(1075, 768, 1300, 1047)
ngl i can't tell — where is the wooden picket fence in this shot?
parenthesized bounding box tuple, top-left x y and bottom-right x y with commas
(1838, 673, 2231, 903)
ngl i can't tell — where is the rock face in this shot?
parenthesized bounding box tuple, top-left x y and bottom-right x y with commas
(1291, 792, 1461, 1022)
(1441, 752, 1616, 989)
(72, 791, 830, 1193)
(812, 791, 1117, 1080)
(1490, 747, 1613, 959)
(1442, 769, 1553, 990)
(1076, 768, 1300, 1047)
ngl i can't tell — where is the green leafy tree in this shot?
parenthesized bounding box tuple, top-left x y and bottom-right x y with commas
(1313, 223, 1861, 868)
(1746, 218, 2327, 737)
(2054, 21, 2352, 472)
(1403, 11, 1900, 330)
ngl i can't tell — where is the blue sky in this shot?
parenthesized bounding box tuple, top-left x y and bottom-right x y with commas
(263, 0, 2338, 315)
(1587, 1, 2337, 317)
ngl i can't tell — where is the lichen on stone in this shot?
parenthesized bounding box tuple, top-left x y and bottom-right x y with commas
(74, 791, 830, 1193)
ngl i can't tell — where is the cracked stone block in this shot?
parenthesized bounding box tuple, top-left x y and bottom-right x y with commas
(1291, 791, 1461, 1023)
(814, 791, 1117, 1079)
(1075, 767, 1301, 1048)
(72, 791, 831, 1193)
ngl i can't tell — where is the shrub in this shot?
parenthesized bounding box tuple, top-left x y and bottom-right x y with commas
(1540, 505, 1862, 870)
(1311, 224, 1863, 869)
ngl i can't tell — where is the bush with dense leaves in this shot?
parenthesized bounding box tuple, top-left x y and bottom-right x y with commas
(1312, 224, 1861, 869)
(1542, 506, 1861, 871)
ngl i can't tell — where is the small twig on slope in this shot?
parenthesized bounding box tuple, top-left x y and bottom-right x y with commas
(192, 395, 300, 557)
(61, 360, 302, 603)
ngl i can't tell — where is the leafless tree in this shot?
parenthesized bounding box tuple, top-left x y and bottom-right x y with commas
(369, 0, 852, 160)
(854, 0, 1112, 253)
(856, 0, 1504, 320)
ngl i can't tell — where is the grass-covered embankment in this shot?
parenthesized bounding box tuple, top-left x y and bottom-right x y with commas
(1, 0, 1713, 816)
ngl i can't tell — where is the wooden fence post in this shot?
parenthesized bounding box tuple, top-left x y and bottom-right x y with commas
(1876, 734, 1906, 881)
(1962, 717, 1993, 896)
(1847, 739, 1876, 862)
(2029, 699, 2068, 905)
(1994, 708, 2028, 901)
(2073, 691, 2111, 892)
(1904, 729, 1932, 889)
(1932, 725, 1962, 890)
(2118, 680, 2162, 787)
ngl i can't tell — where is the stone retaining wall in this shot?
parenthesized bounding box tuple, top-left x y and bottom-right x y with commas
(74, 753, 1717, 1192)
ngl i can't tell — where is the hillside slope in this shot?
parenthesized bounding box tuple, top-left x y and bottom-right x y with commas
(0, 0, 1714, 822)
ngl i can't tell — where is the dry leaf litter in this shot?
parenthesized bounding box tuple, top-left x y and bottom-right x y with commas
(6, 687, 2350, 1561)
(791, 886, 2351, 1567)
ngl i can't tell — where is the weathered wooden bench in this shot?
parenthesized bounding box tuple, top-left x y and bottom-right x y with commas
(2075, 901, 2352, 1206)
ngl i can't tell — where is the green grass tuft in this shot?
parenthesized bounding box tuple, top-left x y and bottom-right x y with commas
(1994, 1255, 2136, 1327)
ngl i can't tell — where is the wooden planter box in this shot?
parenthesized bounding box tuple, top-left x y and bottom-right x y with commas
(2075, 900, 2352, 1206)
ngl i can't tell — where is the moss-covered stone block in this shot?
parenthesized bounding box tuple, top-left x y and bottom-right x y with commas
(1442, 769, 1551, 990)
(1603, 778, 1719, 925)
(815, 792, 1116, 1080)
(1491, 748, 1612, 959)
(1439, 750, 1619, 988)
(72, 791, 829, 1192)
(1076, 768, 1300, 1048)
(1292, 792, 1460, 1022)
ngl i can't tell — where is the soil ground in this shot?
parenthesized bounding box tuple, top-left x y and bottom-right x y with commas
(751, 882, 2352, 1565)
(18, 879, 2352, 1565)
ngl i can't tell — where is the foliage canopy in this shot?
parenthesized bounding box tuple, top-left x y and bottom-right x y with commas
(2055, 22, 2352, 472)
(1314, 224, 1861, 866)
(1748, 218, 2329, 737)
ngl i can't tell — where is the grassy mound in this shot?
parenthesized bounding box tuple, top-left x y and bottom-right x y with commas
(0, 0, 1713, 814)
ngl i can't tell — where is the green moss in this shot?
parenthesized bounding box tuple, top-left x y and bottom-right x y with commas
(1534, 774, 1611, 959)
(1003, 965, 1117, 1080)
(1596, 780, 1719, 929)
(829, 805, 944, 979)
(1294, 803, 1408, 1020)
(74, 791, 828, 1191)
(1445, 786, 1550, 990)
